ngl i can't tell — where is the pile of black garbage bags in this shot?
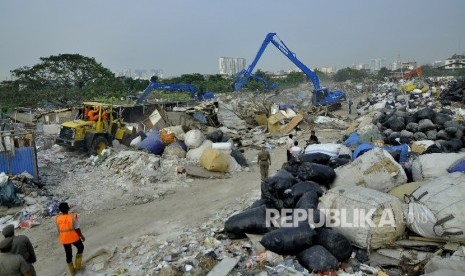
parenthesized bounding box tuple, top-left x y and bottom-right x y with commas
(224, 153, 353, 273)
(374, 107, 465, 153)
(440, 79, 465, 104)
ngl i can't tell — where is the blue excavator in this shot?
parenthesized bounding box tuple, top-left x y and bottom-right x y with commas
(234, 69, 278, 91)
(235, 33, 345, 107)
(135, 76, 214, 106)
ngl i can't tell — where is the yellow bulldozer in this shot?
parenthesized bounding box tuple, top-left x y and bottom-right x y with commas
(56, 102, 133, 155)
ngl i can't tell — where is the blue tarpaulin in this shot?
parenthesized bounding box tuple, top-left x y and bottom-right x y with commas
(353, 143, 409, 163)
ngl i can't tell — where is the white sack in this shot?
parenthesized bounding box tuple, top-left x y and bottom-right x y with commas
(333, 148, 407, 193)
(318, 186, 405, 249)
(405, 173, 465, 242)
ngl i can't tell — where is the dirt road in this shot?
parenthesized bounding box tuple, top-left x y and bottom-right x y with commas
(27, 146, 288, 275)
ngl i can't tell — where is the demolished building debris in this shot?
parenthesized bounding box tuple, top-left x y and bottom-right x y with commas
(2, 77, 465, 275)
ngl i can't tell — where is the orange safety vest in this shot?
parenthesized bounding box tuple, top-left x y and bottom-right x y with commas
(55, 213, 80, 245)
(88, 110, 99, 121)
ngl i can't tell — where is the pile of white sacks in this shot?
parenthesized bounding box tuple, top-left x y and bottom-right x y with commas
(303, 143, 465, 253)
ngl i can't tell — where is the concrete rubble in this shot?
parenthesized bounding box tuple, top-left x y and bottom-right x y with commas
(1, 78, 465, 275)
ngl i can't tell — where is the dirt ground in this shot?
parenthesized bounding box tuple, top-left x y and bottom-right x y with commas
(23, 93, 363, 275)
(25, 146, 282, 275)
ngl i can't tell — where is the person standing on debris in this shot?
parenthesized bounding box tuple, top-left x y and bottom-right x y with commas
(291, 141, 302, 158)
(257, 145, 271, 180)
(348, 97, 353, 115)
(309, 130, 319, 144)
(2, 224, 37, 275)
(286, 134, 295, 161)
(55, 202, 85, 276)
(0, 237, 33, 276)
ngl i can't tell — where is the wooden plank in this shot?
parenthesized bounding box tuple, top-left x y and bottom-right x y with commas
(267, 122, 281, 134)
(267, 112, 286, 125)
(185, 165, 229, 179)
(207, 256, 240, 276)
(245, 233, 266, 253)
(280, 114, 303, 135)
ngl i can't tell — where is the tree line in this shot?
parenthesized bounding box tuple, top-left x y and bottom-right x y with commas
(1, 53, 464, 109)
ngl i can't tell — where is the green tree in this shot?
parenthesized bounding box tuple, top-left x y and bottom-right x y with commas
(376, 67, 390, 80)
(10, 54, 114, 90)
(285, 71, 306, 83)
(333, 67, 368, 82)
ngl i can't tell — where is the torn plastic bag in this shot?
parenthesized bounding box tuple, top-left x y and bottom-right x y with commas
(297, 245, 339, 273)
(315, 228, 352, 262)
(296, 162, 335, 187)
(260, 223, 316, 255)
(224, 205, 273, 238)
(0, 182, 22, 207)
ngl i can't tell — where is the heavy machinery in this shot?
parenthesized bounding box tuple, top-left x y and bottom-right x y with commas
(234, 33, 345, 107)
(403, 67, 423, 80)
(135, 77, 214, 106)
(56, 102, 133, 155)
(234, 69, 278, 91)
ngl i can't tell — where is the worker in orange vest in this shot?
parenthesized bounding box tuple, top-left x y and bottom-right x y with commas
(55, 202, 85, 276)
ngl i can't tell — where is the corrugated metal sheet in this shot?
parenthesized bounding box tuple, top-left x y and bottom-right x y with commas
(0, 147, 38, 179)
(0, 152, 9, 174)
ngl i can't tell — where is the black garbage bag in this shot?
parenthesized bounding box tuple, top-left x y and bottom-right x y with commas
(296, 162, 335, 187)
(297, 245, 339, 273)
(283, 158, 301, 176)
(299, 153, 331, 165)
(231, 148, 248, 167)
(0, 182, 22, 208)
(433, 113, 452, 127)
(261, 170, 297, 209)
(260, 223, 316, 255)
(415, 107, 436, 122)
(386, 116, 405, 132)
(440, 139, 463, 153)
(295, 191, 319, 210)
(294, 192, 322, 226)
(424, 144, 443, 154)
(314, 228, 352, 262)
(224, 205, 273, 238)
(328, 157, 351, 168)
(206, 129, 223, 142)
(249, 198, 269, 209)
(283, 181, 324, 208)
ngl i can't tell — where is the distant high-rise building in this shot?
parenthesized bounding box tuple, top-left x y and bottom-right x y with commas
(120, 68, 132, 78)
(219, 57, 246, 75)
(370, 58, 386, 72)
(316, 66, 334, 74)
(118, 68, 163, 79)
(443, 54, 465, 70)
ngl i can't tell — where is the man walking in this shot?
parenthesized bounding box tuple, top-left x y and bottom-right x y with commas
(257, 145, 271, 180)
(55, 202, 86, 276)
(0, 237, 33, 276)
(2, 224, 37, 275)
(286, 134, 295, 161)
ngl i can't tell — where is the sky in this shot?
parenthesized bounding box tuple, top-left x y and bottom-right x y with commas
(1, 0, 465, 80)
